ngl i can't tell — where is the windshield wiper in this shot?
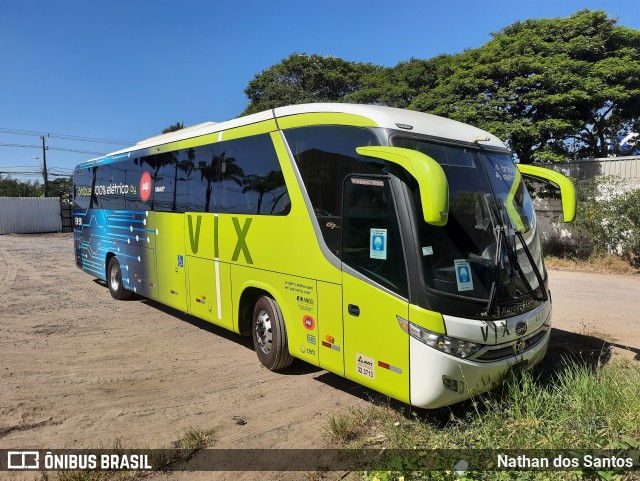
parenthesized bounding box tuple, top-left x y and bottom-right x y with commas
(483, 199, 547, 317)
(483, 224, 503, 317)
(514, 228, 548, 302)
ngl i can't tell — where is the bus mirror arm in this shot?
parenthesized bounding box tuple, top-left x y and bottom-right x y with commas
(516, 164, 576, 223)
(356, 146, 449, 226)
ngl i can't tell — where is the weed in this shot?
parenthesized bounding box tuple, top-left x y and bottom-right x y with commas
(326, 360, 640, 480)
(544, 255, 639, 275)
(37, 426, 216, 481)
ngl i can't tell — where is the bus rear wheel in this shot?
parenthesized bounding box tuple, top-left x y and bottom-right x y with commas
(107, 256, 133, 300)
(252, 296, 293, 371)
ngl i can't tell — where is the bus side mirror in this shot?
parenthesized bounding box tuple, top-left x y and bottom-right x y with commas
(356, 146, 449, 226)
(516, 164, 576, 223)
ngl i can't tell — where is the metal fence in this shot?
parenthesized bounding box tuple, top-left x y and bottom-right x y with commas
(0, 197, 63, 235)
(533, 156, 640, 183)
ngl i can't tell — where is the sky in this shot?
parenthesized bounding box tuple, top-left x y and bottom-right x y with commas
(1, 0, 639, 181)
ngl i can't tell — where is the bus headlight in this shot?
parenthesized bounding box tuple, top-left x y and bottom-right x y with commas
(408, 323, 480, 359)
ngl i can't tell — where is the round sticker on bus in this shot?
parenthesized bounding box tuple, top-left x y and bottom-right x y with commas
(140, 172, 152, 202)
(303, 315, 315, 331)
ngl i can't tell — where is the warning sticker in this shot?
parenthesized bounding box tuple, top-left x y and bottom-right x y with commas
(454, 259, 474, 292)
(370, 229, 387, 260)
(356, 353, 375, 380)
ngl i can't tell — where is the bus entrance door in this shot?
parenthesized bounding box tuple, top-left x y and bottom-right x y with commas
(341, 176, 411, 404)
(155, 213, 187, 312)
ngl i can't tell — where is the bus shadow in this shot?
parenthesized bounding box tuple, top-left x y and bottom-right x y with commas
(132, 295, 324, 376)
(138, 297, 255, 352)
(312, 371, 413, 412)
(540, 327, 640, 369)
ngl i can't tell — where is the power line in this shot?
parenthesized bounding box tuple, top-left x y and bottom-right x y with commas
(0, 142, 106, 156)
(0, 127, 132, 145)
(0, 171, 71, 178)
(50, 147, 107, 155)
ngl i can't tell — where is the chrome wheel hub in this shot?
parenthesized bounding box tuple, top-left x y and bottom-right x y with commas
(109, 265, 120, 292)
(255, 310, 273, 354)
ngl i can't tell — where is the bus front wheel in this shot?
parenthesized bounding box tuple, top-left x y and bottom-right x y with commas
(107, 256, 133, 301)
(252, 296, 293, 371)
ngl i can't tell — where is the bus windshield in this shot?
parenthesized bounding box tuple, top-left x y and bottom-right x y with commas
(392, 137, 544, 308)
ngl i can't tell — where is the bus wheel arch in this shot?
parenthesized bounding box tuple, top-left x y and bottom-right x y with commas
(252, 295, 294, 371)
(106, 254, 133, 301)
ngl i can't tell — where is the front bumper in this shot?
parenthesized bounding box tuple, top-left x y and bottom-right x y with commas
(409, 327, 550, 409)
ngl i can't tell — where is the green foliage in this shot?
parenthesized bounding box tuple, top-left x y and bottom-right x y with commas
(407, 10, 640, 163)
(242, 53, 380, 115)
(48, 177, 73, 198)
(243, 10, 640, 163)
(0, 174, 42, 197)
(0, 174, 71, 198)
(333, 360, 640, 481)
(571, 178, 640, 265)
(161, 122, 185, 134)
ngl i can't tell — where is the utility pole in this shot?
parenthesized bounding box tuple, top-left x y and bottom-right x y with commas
(41, 135, 49, 197)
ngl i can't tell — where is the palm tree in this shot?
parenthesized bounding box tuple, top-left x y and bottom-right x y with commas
(241, 170, 285, 214)
(198, 151, 244, 212)
(161, 122, 185, 134)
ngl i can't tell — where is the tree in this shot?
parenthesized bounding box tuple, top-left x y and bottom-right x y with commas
(405, 10, 640, 162)
(47, 177, 73, 198)
(242, 53, 380, 115)
(162, 122, 185, 134)
(347, 57, 441, 108)
(241, 170, 285, 214)
(0, 175, 42, 197)
(242, 10, 640, 163)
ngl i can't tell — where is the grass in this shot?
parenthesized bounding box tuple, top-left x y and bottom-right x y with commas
(38, 426, 216, 481)
(544, 254, 639, 276)
(325, 359, 640, 480)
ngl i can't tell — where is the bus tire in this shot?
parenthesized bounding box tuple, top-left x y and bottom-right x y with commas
(107, 256, 133, 300)
(252, 296, 293, 371)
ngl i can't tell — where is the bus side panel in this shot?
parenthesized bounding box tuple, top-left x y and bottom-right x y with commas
(186, 256, 234, 331)
(317, 281, 345, 377)
(231, 265, 320, 367)
(215, 214, 340, 283)
(123, 210, 157, 299)
(74, 209, 158, 300)
(155, 212, 187, 312)
(118, 243, 157, 299)
(342, 273, 410, 404)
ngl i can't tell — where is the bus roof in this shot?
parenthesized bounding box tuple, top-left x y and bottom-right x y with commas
(77, 104, 507, 168)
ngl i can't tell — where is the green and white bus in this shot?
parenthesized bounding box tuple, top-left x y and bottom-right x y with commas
(73, 103, 576, 408)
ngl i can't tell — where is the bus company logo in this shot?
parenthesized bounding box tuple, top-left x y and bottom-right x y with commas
(515, 321, 528, 336)
(302, 315, 315, 331)
(140, 172, 152, 202)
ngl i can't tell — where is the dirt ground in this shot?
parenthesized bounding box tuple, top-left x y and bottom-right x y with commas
(1, 233, 639, 480)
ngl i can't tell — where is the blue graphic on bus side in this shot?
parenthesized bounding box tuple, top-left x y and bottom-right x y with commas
(73, 208, 155, 297)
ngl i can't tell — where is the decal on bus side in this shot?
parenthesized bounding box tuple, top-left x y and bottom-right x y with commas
(186, 214, 253, 264)
(188, 215, 202, 254)
(231, 218, 253, 264)
(480, 320, 511, 343)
